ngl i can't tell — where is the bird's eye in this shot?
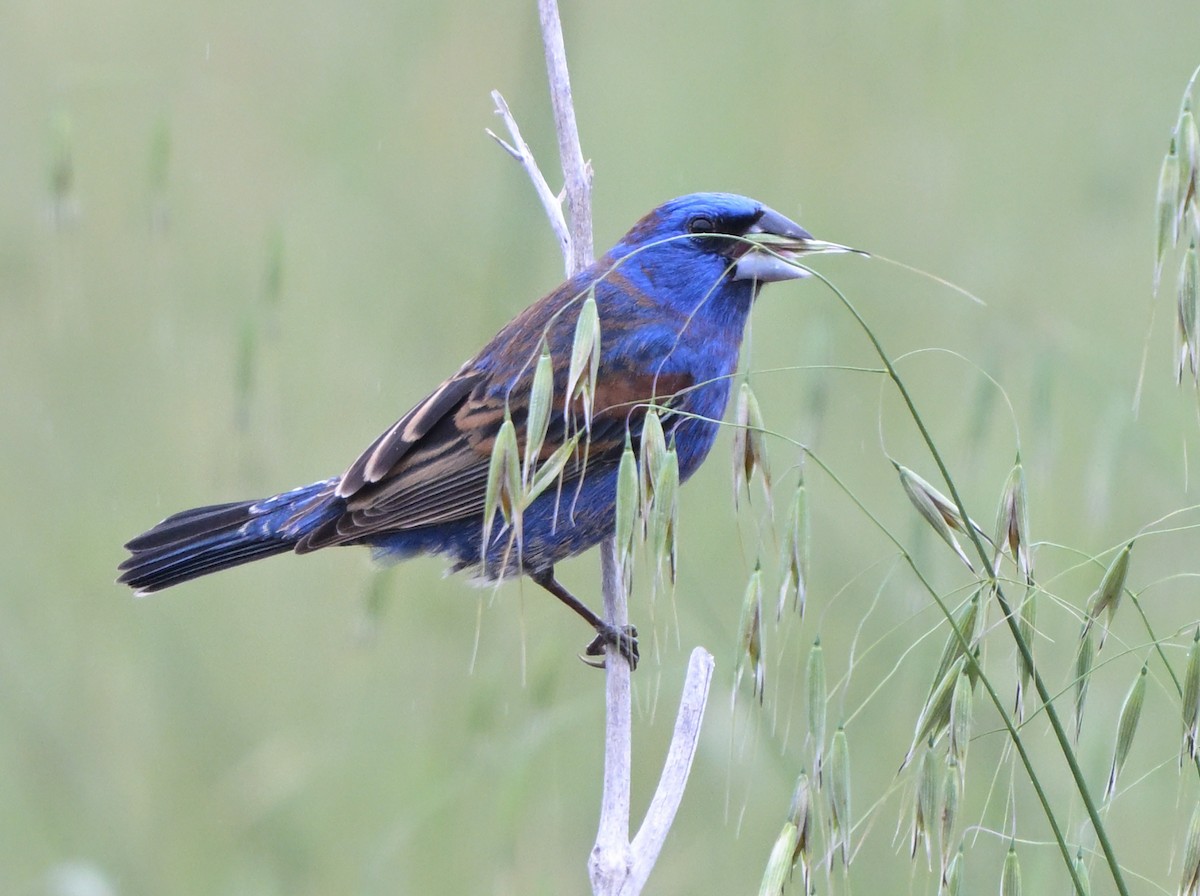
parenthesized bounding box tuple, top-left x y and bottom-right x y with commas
(688, 215, 715, 235)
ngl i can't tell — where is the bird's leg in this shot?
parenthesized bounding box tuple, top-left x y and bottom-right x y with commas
(530, 568, 639, 670)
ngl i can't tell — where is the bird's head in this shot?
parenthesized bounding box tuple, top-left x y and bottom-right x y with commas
(608, 192, 854, 288)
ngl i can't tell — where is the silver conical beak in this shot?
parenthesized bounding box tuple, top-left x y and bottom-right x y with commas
(733, 205, 862, 283)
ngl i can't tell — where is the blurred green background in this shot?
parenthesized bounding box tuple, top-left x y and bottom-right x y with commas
(4, 1, 1200, 893)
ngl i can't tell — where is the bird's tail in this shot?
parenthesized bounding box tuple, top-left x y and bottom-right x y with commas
(117, 479, 341, 595)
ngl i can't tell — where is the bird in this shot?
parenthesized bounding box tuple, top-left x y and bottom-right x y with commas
(118, 192, 849, 667)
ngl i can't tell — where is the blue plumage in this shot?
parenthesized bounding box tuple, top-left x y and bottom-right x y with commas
(119, 192, 844, 664)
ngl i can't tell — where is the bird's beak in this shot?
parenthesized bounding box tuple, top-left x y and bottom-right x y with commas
(733, 205, 862, 283)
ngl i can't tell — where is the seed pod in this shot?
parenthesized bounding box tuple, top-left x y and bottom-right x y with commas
(828, 725, 852, 867)
(1183, 627, 1200, 764)
(1104, 664, 1147, 802)
(1085, 541, 1133, 651)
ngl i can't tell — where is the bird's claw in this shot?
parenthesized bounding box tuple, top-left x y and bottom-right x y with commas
(582, 624, 639, 670)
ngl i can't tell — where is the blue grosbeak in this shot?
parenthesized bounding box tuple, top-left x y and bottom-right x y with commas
(118, 192, 845, 665)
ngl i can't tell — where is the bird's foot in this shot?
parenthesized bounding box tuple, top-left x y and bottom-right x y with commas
(582, 624, 639, 670)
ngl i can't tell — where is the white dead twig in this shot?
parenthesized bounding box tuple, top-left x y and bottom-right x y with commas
(487, 1, 714, 893)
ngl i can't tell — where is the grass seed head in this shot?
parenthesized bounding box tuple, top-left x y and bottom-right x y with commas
(1002, 843, 1022, 896)
(757, 821, 799, 896)
(1180, 103, 1200, 179)
(566, 292, 601, 431)
(523, 339, 554, 486)
(779, 474, 809, 620)
(1073, 849, 1091, 896)
(828, 725, 852, 867)
(1181, 800, 1200, 896)
(895, 463, 978, 571)
(732, 380, 772, 510)
(1179, 242, 1200, 382)
(1074, 622, 1096, 743)
(738, 564, 766, 702)
(932, 589, 983, 691)
(911, 739, 939, 863)
(1105, 664, 1147, 802)
(1183, 627, 1200, 764)
(807, 638, 827, 773)
(1017, 585, 1037, 688)
(941, 756, 961, 870)
(647, 444, 680, 588)
(614, 433, 639, 572)
(638, 408, 667, 511)
(909, 655, 966, 767)
(940, 846, 963, 896)
(1085, 540, 1133, 651)
(949, 670, 973, 768)
(1159, 139, 1182, 292)
(788, 771, 813, 878)
(993, 456, 1031, 581)
(482, 412, 522, 560)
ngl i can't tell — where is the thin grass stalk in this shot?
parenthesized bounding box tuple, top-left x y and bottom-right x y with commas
(801, 269, 1114, 896)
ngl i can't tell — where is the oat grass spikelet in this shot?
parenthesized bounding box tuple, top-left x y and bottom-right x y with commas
(737, 564, 766, 702)
(1181, 801, 1200, 896)
(894, 462, 983, 571)
(1002, 843, 1022, 896)
(828, 725, 852, 867)
(1104, 664, 1147, 802)
(1074, 622, 1096, 743)
(1085, 541, 1133, 651)
(1183, 627, 1200, 764)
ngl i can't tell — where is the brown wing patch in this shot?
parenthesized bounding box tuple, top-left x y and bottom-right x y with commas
(304, 367, 694, 552)
(337, 367, 485, 497)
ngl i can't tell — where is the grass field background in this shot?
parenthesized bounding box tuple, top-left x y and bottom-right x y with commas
(3, 2, 1199, 893)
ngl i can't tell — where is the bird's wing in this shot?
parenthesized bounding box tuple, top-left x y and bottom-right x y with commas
(336, 366, 486, 497)
(300, 368, 692, 550)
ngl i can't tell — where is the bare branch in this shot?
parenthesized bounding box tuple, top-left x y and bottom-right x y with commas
(487, 90, 572, 266)
(538, 0, 593, 272)
(491, 3, 714, 894)
(627, 648, 715, 892)
(591, 539, 633, 893)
